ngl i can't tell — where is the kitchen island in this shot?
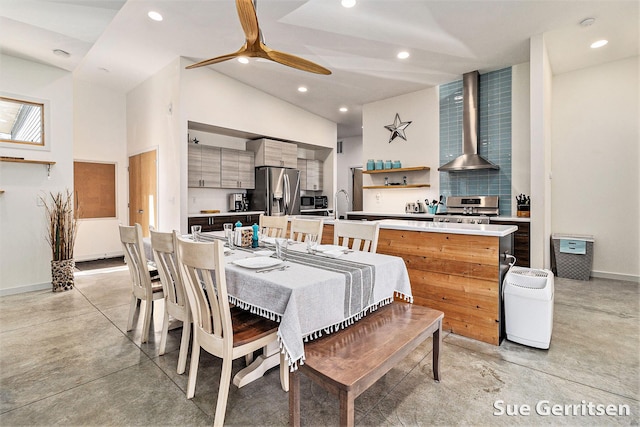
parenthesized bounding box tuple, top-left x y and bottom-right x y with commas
(347, 211, 531, 267)
(322, 219, 516, 345)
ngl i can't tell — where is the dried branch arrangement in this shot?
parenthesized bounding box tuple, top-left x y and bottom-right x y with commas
(41, 190, 78, 261)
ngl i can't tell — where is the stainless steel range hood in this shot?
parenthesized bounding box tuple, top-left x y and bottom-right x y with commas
(438, 71, 499, 172)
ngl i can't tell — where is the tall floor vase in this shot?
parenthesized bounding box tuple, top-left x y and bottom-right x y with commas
(51, 259, 75, 292)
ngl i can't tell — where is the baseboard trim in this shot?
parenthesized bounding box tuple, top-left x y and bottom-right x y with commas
(0, 282, 51, 297)
(591, 270, 640, 283)
(74, 251, 124, 262)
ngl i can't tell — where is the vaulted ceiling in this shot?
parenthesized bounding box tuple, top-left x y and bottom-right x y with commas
(1, 0, 637, 138)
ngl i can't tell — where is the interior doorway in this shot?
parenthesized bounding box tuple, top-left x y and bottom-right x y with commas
(351, 167, 363, 211)
(128, 149, 157, 237)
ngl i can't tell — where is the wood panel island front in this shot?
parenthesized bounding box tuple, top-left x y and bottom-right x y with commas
(322, 219, 517, 345)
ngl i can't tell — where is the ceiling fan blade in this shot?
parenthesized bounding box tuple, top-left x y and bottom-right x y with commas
(236, 0, 260, 45)
(186, 1, 331, 75)
(185, 49, 246, 69)
(265, 48, 332, 75)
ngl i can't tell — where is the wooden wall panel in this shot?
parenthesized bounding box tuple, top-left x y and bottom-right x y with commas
(377, 229, 499, 265)
(317, 224, 503, 344)
(321, 224, 334, 245)
(377, 227, 502, 345)
(402, 253, 498, 281)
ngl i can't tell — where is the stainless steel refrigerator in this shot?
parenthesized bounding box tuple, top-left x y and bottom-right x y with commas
(248, 166, 301, 216)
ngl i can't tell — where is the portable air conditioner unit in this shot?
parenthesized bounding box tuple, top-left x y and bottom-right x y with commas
(503, 267, 554, 349)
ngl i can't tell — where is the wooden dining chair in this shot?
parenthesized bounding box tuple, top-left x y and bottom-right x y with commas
(176, 237, 286, 427)
(119, 223, 164, 344)
(258, 214, 288, 238)
(333, 220, 380, 253)
(289, 218, 323, 243)
(150, 230, 191, 374)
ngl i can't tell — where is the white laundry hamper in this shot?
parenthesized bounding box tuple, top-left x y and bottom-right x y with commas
(503, 267, 554, 349)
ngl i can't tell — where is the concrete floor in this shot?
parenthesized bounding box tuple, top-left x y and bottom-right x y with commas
(0, 267, 638, 426)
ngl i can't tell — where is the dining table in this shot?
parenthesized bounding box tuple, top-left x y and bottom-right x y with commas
(185, 231, 413, 388)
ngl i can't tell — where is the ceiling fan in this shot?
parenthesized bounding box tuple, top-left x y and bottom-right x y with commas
(186, 0, 331, 75)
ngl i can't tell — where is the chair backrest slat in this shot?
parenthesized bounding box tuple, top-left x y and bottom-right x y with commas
(119, 224, 152, 295)
(334, 221, 380, 253)
(259, 214, 288, 238)
(177, 238, 231, 344)
(290, 218, 323, 242)
(151, 230, 187, 308)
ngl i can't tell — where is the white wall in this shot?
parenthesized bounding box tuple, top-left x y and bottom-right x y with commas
(361, 87, 439, 213)
(127, 58, 182, 233)
(0, 55, 74, 295)
(73, 80, 128, 261)
(529, 34, 554, 270)
(186, 129, 248, 214)
(125, 57, 337, 235)
(551, 56, 639, 280)
(177, 57, 337, 232)
(511, 63, 531, 213)
(336, 135, 362, 214)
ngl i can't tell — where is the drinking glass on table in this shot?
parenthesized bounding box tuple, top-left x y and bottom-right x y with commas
(306, 234, 318, 254)
(223, 223, 234, 248)
(191, 225, 202, 241)
(275, 238, 289, 261)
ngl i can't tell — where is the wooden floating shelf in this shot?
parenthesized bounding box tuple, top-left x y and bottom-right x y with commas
(0, 158, 56, 165)
(362, 166, 430, 174)
(363, 184, 431, 189)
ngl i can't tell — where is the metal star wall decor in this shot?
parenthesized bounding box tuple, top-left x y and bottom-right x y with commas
(384, 113, 412, 143)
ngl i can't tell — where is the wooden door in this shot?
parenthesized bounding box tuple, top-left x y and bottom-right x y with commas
(129, 150, 157, 236)
(352, 167, 363, 211)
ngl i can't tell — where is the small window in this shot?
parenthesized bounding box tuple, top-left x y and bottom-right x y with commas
(0, 96, 45, 146)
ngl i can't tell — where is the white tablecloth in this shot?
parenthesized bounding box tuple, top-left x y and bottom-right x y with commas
(218, 237, 412, 370)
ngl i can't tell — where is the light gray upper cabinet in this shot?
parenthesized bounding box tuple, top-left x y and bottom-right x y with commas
(188, 143, 221, 188)
(221, 148, 255, 189)
(297, 158, 323, 191)
(297, 158, 307, 190)
(247, 138, 297, 168)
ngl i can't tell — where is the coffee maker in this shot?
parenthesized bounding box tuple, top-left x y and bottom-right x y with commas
(229, 193, 248, 212)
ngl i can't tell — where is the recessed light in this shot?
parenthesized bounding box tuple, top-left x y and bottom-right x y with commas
(580, 17, 596, 27)
(298, 86, 308, 93)
(397, 51, 410, 59)
(147, 11, 163, 21)
(237, 57, 249, 64)
(339, 107, 348, 112)
(590, 39, 608, 49)
(342, 0, 356, 8)
(53, 49, 70, 58)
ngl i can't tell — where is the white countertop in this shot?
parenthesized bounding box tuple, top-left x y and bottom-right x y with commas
(345, 211, 531, 222)
(376, 219, 517, 237)
(188, 211, 264, 217)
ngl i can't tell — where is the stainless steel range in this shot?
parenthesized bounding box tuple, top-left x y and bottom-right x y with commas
(434, 196, 499, 224)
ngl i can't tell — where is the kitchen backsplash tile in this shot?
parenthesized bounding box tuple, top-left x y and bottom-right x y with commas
(439, 67, 512, 216)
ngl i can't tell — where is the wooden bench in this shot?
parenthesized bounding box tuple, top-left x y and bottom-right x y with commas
(289, 302, 444, 427)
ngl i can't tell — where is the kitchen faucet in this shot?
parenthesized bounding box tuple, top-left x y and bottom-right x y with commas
(334, 189, 350, 220)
